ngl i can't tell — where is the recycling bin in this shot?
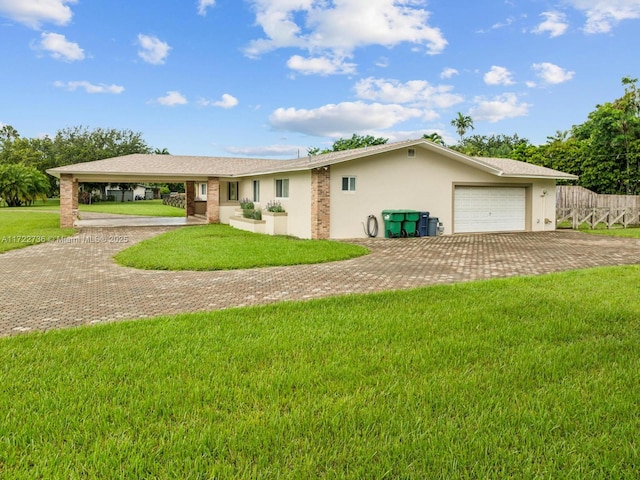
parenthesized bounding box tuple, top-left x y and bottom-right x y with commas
(382, 210, 404, 238)
(402, 210, 420, 237)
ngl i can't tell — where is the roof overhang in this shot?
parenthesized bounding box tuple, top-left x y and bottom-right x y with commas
(46, 171, 216, 183)
(46, 138, 578, 182)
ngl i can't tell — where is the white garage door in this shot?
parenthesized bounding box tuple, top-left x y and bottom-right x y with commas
(454, 186, 526, 233)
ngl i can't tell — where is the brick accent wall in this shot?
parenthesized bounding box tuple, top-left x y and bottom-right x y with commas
(185, 181, 196, 216)
(206, 177, 220, 223)
(311, 166, 331, 239)
(60, 174, 78, 228)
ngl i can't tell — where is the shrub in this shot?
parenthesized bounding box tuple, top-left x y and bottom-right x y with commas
(242, 209, 263, 220)
(239, 197, 254, 210)
(265, 200, 285, 213)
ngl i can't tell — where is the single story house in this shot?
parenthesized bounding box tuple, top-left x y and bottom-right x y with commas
(47, 138, 577, 239)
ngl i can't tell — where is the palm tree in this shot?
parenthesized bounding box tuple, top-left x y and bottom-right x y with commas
(423, 132, 445, 145)
(0, 164, 49, 207)
(450, 113, 474, 144)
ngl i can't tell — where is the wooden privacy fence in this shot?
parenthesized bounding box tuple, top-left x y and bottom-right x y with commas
(556, 186, 640, 229)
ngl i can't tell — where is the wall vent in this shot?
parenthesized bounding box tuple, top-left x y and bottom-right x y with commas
(407, 148, 416, 157)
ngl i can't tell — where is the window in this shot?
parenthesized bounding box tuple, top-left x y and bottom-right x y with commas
(407, 148, 416, 157)
(228, 181, 239, 201)
(200, 183, 207, 197)
(253, 180, 260, 202)
(275, 179, 289, 198)
(341, 176, 356, 192)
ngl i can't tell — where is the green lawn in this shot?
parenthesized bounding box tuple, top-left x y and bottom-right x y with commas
(78, 199, 185, 217)
(583, 226, 640, 238)
(1, 266, 639, 478)
(115, 224, 369, 270)
(0, 209, 75, 253)
(0, 198, 61, 211)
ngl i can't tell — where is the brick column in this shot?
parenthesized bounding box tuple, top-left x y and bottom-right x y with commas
(206, 177, 220, 224)
(185, 181, 196, 216)
(311, 166, 331, 239)
(60, 174, 78, 228)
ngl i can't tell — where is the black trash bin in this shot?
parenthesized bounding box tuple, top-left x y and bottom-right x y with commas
(417, 212, 430, 236)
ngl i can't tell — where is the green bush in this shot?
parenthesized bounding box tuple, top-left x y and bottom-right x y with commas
(239, 197, 254, 210)
(265, 200, 285, 213)
(242, 209, 263, 220)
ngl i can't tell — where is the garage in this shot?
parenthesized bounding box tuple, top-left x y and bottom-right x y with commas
(454, 186, 527, 233)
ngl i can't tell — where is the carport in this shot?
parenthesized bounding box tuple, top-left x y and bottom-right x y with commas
(46, 153, 265, 228)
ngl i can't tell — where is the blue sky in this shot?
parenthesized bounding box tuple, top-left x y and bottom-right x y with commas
(1, 0, 639, 158)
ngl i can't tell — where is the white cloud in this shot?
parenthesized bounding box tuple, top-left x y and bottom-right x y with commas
(269, 101, 424, 137)
(137, 34, 171, 65)
(484, 66, 515, 86)
(245, 0, 447, 74)
(469, 93, 531, 123)
(154, 91, 187, 106)
(476, 16, 515, 34)
(532, 11, 569, 37)
(532, 62, 575, 84)
(375, 57, 389, 68)
(0, 0, 76, 28)
(565, 0, 640, 33)
(199, 93, 239, 109)
(54, 80, 124, 94)
(287, 54, 356, 75)
(37, 32, 84, 61)
(440, 67, 458, 79)
(197, 0, 215, 16)
(354, 77, 463, 109)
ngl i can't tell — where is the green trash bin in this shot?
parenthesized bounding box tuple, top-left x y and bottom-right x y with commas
(402, 210, 420, 237)
(382, 210, 405, 238)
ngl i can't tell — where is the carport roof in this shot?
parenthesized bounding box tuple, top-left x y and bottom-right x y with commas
(47, 138, 578, 182)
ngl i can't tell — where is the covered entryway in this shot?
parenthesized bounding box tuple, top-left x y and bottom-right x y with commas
(454, 186, 527, 233)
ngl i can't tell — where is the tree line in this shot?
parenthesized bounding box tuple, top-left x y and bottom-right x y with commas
(0, 125, 163, 206)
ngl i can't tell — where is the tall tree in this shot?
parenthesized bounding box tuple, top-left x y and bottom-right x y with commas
(571, 78, 640, 194)
(308, 134, 388, 155)
(450, 113, 474, 143)
(422, 132, 445, 145)
(454, 133, 529, 157)
(50, 126, 152, 168)
(0, 163, 50, 207)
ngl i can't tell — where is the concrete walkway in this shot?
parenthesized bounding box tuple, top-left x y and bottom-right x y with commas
(75, 211, 207, 227)
(2, 228, 640, 337)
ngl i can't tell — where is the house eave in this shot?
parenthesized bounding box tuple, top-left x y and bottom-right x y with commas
(498, 173, 579, 180)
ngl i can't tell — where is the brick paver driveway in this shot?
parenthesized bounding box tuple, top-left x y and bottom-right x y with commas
(2, 228, 640, 336)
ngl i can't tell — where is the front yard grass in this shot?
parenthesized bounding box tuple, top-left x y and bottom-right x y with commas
(114, 224, 369, 270)
(0, 209, 75, 253)
(582, 226, 640, 238)
(1, 265, 639, 478)
(78, 199, 185, 217)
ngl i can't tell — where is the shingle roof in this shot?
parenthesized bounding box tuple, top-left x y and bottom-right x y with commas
(47, 138, 577, 181)
(472, 156, 578, 179)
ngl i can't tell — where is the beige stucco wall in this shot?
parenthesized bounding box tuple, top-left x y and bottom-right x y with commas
(329, 148, 558, 238)
(236, 171, 313, 239)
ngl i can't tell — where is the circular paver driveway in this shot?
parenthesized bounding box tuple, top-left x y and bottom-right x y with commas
(2, 228, 640, 336)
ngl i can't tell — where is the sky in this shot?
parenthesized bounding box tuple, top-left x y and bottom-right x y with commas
(1, 0, 639, 158)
